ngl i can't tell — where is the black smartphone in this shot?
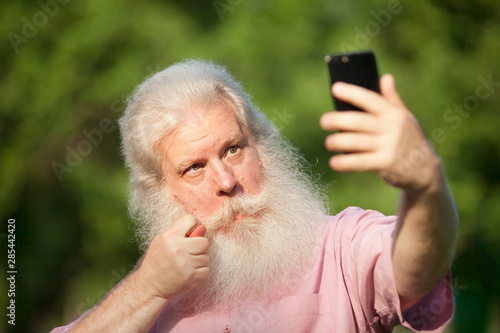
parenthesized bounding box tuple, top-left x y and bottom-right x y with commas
(325, 50, 380, 111)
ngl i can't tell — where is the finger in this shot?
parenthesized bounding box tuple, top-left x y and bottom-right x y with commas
(329, 152, 382, 172)
(170, 215, 199, 237)
(380, 74, 406, 109)
(194, 266, 210, 281)
(185, 237, 210, 254)
(320, 111, 380, 133)
(188, 224, 206, 238)
(191, 254, 210, 269)
(325, 133, 377, 153)
(332, 82, 394, 115)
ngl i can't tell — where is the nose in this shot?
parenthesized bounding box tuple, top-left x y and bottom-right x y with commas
(211, 160, 238, 196)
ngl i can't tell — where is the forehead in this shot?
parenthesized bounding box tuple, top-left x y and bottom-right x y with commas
(160, 102, 248, 164)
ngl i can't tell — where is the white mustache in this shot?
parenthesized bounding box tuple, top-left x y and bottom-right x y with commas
(197, 192, 268, 234)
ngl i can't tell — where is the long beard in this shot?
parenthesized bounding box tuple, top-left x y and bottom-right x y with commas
(130, 140, 329, 316)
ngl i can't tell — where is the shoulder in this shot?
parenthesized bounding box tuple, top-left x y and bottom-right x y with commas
(324, 206, 397, 241)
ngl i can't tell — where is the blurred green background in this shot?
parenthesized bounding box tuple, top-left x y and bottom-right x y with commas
(1, 0, 499, 332)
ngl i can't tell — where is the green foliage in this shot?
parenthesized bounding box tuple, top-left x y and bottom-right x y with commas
(1, 0, 500, 332)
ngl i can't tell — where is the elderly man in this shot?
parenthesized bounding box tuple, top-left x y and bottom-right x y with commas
(52, 59, 458, 332)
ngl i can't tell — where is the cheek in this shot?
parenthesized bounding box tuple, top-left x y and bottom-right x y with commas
(172, 183, 222, 215)
(238, 160, 263, 194)
(194, 192, 220, 213)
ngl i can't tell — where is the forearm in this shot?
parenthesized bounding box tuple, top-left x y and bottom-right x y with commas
(70, 268, 169, 333)
(392, 158, 459, 301)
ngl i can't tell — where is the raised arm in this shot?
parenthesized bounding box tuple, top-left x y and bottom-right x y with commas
(320, 74, 459, 310)
(67, 215, 210, 332)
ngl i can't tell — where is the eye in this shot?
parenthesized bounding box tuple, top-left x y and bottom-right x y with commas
(227, 146, 239, 155)
(186, 163, 202, 173)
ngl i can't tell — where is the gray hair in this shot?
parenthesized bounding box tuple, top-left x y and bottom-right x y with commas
(119, 60, 276, 187)
(119, 60, 329, 251)
(119, 60, 277, 222)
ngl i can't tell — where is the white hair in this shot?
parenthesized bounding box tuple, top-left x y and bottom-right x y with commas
(119, 59, 330, 313)
(119, 60, 282, 241)
(120, 59, 272, 192)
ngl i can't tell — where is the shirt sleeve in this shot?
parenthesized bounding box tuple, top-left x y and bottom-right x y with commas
(337, 207, 453, 332)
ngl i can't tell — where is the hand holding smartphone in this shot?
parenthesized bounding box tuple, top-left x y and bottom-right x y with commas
(325, 50, 380, 111)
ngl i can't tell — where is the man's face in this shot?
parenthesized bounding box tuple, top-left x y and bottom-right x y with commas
(154, 100, 324, 315)
(160, 101, 263, 219)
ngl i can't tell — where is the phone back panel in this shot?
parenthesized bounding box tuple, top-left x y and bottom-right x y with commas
(326, 51, 380, 111)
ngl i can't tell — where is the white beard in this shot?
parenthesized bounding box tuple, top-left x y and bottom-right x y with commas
(130, 140, 329, 316)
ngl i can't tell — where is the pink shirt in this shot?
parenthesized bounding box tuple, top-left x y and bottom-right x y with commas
(51, 207, 453, 332)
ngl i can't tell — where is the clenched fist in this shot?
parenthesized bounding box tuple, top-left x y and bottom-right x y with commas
(136, 215, 210, 300)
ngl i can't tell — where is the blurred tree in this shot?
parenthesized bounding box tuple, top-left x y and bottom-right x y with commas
(1, 0, 499, 332)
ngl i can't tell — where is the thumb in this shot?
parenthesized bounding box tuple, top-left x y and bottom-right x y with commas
(188, 224, 206, 238)
(380, 73, 406, 109)
(170, 215, 199, 237)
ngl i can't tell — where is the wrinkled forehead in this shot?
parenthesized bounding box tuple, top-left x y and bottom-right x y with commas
(156, 99, 252, 161)
(186, 98, 235, 128)
(177, 106, 242, 144)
